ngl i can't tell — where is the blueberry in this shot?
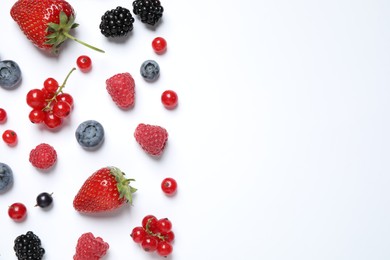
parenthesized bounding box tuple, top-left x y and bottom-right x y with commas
(140, 60, 160, 81)
(0, 60, 22, 90)
(75, 120, 105, 150)
(0, 162, 13, 193)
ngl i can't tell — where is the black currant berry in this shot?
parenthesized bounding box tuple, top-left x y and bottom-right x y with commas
(35, 192, 53, 208)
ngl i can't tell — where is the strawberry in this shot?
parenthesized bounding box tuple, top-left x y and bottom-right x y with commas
(73, 166, 136, 213)
(73, 232, 109, 260)
(10, 0, 104, 54)
(106, 72, 136, 109)
(134, 123, 168, 157)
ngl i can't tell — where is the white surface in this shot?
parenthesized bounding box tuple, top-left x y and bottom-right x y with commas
(1, 0, 390, 259)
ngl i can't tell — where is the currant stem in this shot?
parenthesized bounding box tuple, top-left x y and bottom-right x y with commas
(63, 32, 105, 53)
(145, 219, 166, 240)
(43, 68, 76, 111)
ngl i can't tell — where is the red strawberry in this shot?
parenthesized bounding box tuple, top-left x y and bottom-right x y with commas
(29, 143, 57, 170)
(10, 0, 104, 54)
(134, 123, 168, 157)
(73, 166, 136, 213)
(73, 232, 109, 260)
(106, 73, 136, 109)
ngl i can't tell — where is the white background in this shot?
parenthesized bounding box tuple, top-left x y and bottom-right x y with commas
(1, 0, 390, 259)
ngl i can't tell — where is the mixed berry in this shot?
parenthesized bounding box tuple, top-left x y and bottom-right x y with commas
(131, 215, 175, 257)
(26, 68, 76, 129)
(3, 0, 181, 258)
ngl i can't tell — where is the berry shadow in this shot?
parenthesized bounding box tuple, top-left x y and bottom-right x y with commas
(106, 31, 134, 44)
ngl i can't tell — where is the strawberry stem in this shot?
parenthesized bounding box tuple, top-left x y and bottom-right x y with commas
(63, 32, 105, 53)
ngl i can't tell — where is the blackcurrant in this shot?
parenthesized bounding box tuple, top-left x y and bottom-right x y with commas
(36, 192, 53, 208)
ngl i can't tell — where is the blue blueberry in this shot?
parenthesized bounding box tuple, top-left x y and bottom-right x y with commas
(0, 162, 13, 193)
(0, 60, 22, 90)
(140, 60, 160, 81)
(75, 120, 105, 150)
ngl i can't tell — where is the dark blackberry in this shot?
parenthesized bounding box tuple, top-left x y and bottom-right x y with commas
(132, 0, 164, 26)
(99, 6, 135, 37)
(14, 231, 45, 260)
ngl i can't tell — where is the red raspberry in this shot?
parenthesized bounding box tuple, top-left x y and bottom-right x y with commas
(106, 72, 135, 109)
(134, 123, 168, 157)
(29, 143, 57, 170)
(73, 232, 109, 260)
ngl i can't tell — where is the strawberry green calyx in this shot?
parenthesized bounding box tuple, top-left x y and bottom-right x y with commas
(46, 11, 104, 54)
(109, 166, 137, 205)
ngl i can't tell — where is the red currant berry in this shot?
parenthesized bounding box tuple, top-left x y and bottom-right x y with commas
(157, 241, 173, 257)
(162, 231, 175, 243)
(0, 108, 7, 123)
(152, 37, 167, 54)
(43, 77, 59, 93)
(52, 100, 71, 118)
(2, 130, 18, 146)
(57, 93, 74, 107)
(141, 236, 159, 252)
(157, 218, 172, 233)
(44, 112, 62, 129)
(161, 177, 177, 195)
(41, 87, 55, 100)
(29, 109, 46, 124)
(76, 55, 92, 72)
(8, 202, 27, 222)
(142, 215, 158, 231)
(130, 226, 147, 243)
(26, 89, 46, 109)
(161, 90, 178, 109)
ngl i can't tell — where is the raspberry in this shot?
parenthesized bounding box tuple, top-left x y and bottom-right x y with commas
(73, 232, 109, 260)
(29, 143, 57, 170)
(106, 72, 135, 109)
(134, 123, 168, 156)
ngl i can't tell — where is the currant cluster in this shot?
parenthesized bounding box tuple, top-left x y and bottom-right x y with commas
(26, 68, 75, 129)
(130, 215, 174, 257)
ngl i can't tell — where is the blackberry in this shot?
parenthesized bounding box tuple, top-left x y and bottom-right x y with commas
(100, 6, 135, 37)
(132, 0, 164, 26)
(14, 231, 45, 260)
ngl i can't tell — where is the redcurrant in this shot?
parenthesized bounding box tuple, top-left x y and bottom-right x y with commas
(76, 55, 92, 72)
(130, 226, 147, 243)
(157, 218, 172, 233)
(29, 109, 46, 124)
(141, 236, 159, 252)
(44, 112, 62, 129)
(142, 215, 158, 231)
(8, 202, 27, 222)
(43, 77, 59, 93)
(152, 37, 167, 54)
(161, 90, 178, 109)
(52, 100, 71, 118)
(0, 108, 7, 123)
(26, 89, 46, 109)
(161, 177, 177, 195)
(156, 241, 173, 257)
(2, 130, 17, 145)
(56, 93, 74, 107)
(162, 231, 175, 243)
